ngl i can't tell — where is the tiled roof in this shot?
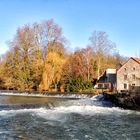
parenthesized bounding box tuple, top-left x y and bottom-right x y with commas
(132, 57, 140, 64)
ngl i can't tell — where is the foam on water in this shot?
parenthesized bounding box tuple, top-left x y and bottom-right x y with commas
(0, 103, 139, 121)
(0, 108, 44, 117)
(34, 105, 140, 121)
(0, 93, 139, 124)
(0, 94, 139, 140)
(0, 91, 115, 119)
(0, 92, 90, 99)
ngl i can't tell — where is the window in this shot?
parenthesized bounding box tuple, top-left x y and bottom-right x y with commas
(124, 83, 127, 89)
(124, 68, 126, 71)
(131, 84, 135, 89)
(132, 83, 135, 86)
(124, 75, 127, 80)
(98, 84, 103, 89)
(133, 67, 135, 71)
(132, 74, 136, 80)
(104, 83, 109, 89)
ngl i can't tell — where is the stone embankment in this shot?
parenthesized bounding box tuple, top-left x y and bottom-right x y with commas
(104, 92, 140, 110)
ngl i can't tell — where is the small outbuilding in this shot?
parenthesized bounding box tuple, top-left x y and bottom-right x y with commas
(96, 68, 116, 92)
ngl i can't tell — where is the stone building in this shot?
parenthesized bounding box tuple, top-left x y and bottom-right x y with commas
(96, 69, 116, 92)
(117, 57, 140, 92)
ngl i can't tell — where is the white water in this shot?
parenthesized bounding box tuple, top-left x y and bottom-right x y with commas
(0, 92, 91, 98)
(0, 94, 140, 140)
(0, 96, 139, 121)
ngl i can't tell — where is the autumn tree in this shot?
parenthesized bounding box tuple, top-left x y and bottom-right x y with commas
(81, 47, 94, 81)
(2, 25, 36, 90)
(0, 56, 5, 89)
(0, 19, 67, 91)
(89, 31, 116, 78)
(61, 47, 94, 92)
(37, 20, 67, 91)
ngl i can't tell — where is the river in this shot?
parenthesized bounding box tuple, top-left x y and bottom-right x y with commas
(0, 94, 140, 140)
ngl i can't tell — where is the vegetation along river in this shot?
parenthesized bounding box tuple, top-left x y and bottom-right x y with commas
(0, 94, 140, 140)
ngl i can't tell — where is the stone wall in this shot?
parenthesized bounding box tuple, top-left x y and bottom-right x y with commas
(117, 58, 140, 91)
(104, 92, 140, 110)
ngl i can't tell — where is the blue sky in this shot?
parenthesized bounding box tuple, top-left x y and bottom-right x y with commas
(0, 0, 140, 56)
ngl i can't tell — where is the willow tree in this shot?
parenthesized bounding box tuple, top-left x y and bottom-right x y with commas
(34, 20, 67, 91)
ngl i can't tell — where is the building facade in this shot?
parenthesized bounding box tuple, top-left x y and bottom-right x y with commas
(96, 69, 116, 92)
(117, 57, 140, 92)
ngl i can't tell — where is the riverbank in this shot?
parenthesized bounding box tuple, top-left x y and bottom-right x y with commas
(104, 92, 140, 111)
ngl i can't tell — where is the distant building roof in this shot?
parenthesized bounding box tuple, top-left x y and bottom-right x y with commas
(132, 57, 140, 64)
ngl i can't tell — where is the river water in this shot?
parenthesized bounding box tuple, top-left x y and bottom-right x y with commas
(0, 94, 140, 140)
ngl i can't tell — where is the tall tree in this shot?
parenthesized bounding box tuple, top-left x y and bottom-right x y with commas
(4, 25, 36, 90)
(33, 19, 67, 90)
(81, 47, 94, 81)
(89, 31, 116, 78)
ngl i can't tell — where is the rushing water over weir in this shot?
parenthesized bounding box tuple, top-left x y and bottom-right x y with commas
(0, 93, 140, 140)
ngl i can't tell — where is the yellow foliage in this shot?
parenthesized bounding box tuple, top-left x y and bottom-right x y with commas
(39, 52, 66, 91)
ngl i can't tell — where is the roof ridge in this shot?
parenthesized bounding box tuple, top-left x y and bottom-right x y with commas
(131, 57, 140, 64)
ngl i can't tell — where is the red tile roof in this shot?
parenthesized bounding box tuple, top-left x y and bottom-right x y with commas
(132, 57, 140, 64)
